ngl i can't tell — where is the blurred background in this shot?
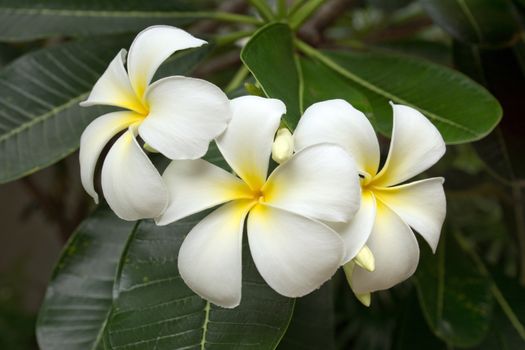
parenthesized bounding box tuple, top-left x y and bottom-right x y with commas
(1, 0, 525, 349)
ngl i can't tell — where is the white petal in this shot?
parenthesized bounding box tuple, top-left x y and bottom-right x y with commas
(80, 50, 146, 114)
(263, 144, 360, 222)
(331, 190, 376, 263)
(351, 200, 420, 294)
(216, 96, 285, 190)
(101, 127, 168, 221)
(79, 111, 143, 203)
(373, 177, 446, 252)
(156, 159, 253, 225)
(139, 77, 232, 160)
(247, 205, 344, 298)
(372, 104, 446, 187)
(178, 200, 253, 308)
(127, 25, 206, 98)
(294, 99, 380, 176)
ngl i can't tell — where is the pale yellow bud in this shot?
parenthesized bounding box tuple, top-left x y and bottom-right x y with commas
(354, 245, 375, 272)
(143, 143, 159, 153)
(356, 292, 371, 307)
(272, 128, 294, 164)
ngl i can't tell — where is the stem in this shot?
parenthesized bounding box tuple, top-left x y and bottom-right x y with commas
(277, 0, 288, 18)
(225, 65, 250, 93)
(185, 11, 261, 25)
(215, 30, 254, 47)
(456, 233, 525, 340)
(289, 0, 326, 29)
(289, 0, 308, 16)
(247, 0, 275, 21)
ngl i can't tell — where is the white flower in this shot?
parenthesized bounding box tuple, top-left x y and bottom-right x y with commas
(79, 26, 232, 221)
(294, 99, 446, 299)
(157, 96, 361, 308)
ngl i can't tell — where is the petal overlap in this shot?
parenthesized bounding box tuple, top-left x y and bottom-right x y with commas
(101, 126, 168, 221)
(140, 76, 232, 160)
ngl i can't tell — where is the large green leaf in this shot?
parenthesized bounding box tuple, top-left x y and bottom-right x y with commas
(420, 0, 522, 47)
(414, 232, 494, 347)
(298, 42, 503, 144)
(103, 217, 294, 349)
(277, 283, 335, 350)
(300, 58, 372, 121)
(0, 0, 205, 41)
(241, 23, 302, 129)
(36, 205, 137, 350)
(0, 37, 212, 184)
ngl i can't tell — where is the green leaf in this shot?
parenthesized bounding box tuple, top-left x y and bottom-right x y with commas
(414, 232, 494, 347)
(297, 41, 503, 144)
(241, 23, 302, 129)
(0, 0, 203, 42)
(103, 218, 294, 349)
(36, 205, 137, 350)
(0, 37, 212, 184)
(277, 282, 335, 350)
(420, 0, 522, 47)
(300, 57, 372, 120)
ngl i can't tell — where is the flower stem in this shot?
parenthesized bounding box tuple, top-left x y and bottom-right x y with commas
(215, 30, 254, 47)
(289, 0, 326, 29)
(225, 65, 250, 93)
(247, 0, 275, 21)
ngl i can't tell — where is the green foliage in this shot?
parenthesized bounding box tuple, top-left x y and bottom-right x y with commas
(0, 0, 202, 41)
(414, 232, 494, 347)
(420, 0, 521, 47)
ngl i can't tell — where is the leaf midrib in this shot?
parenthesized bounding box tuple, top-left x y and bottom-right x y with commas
(0, 92, 88, 144)
(0, 8, 208, 18)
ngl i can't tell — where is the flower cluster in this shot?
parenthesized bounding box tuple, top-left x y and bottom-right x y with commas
(80, 26, 446, 308)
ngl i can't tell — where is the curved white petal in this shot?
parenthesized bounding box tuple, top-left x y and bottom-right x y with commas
(80, 50, 146, 114)
(139, 76, 231, 160)
(373, 177, 446, 252)
(101, 126, 168, 221)
(127, 25, 206, 98)
(156, 159, 253, 226)
(351, 200, 420, 294)
(331, 190, 376, 263)
(79, 111, 143, 203)
(373, 104, 446, 187)
(294, 99, 380, 176)
(178, 200, 253, 308)
(263, 144, 360, 223)
(216, 96, 285, 190)
(247, 205, 344, 298)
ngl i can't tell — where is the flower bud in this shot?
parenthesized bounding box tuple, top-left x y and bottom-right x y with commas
(272, 128, 294, 164)
(354, 245, 375, 272)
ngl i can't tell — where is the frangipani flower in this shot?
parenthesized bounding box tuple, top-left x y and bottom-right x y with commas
(79, 26, 231, 220)
(157, 96, 361, 308)
(294, 99, 446, 301)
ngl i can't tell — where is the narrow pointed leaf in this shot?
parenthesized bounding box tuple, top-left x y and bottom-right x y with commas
(36, 206, 137, 350)
(0, 0, 201, 41)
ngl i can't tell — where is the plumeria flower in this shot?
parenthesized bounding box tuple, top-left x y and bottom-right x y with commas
(294, 99, 446, 304)
(79, 26, 231, 220)
(156, 96, 361, 308)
